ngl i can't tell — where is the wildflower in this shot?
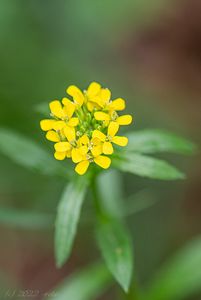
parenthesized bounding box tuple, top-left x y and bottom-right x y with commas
(40, 82, 132, 175)
(92, 122, 128, 155)
(94, 111, 132, 127)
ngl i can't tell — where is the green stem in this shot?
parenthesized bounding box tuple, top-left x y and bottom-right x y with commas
(91, 174, 103, 216)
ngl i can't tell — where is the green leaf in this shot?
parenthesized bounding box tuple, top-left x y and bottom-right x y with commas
(114, 153, 185, 180)
(123, 189, 158, 217)
(93, 174, 134, 292)
(96, 215, 133, 292)
(0, 128, 70, 177)
(44, 262, 112, 300)
(126, 129, 197, 155)
(0, 207, 53, 229)
(97, 171, 158, 218)
(145, 236, 201, 300)
(55, 177, 88, 268)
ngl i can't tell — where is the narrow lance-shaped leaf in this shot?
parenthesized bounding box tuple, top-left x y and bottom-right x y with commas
(123, 189, 158, 217)
(114, 153, 185, 180)
(55, 177, 88, 268)
(126, 129, 197, 155)
(44, 263, 112, 300)
(145, 236, 201, 300)
(0, 128, 70, 177)
(96, 215, 133, 293)
(98, 172, 158, 218)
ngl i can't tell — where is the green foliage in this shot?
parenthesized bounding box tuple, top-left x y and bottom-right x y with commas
(0, 128, 70, 177)
(94, 172, 133, 292)
(0, 207, 53, 229)
(114, 153, 185, 180)
(123, 189, 158, 217)
(44, 263, 111, 300)
(55, 177, 88, 268)
(114, 129, 196, 180)
(126, 129, 197, 155)
(98, 172, 158, 218)
(144, 236, 201, 300)
(96, 216, 133, 292)
(0, 126, 197, 296)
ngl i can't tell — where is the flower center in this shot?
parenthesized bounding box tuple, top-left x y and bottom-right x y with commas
(111, 111, 118, 121)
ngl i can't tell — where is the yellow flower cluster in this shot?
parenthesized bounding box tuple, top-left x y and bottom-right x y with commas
(40, 82, 132, 175)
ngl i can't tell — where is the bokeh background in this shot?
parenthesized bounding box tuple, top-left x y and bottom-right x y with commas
(0, 0, 200, 299)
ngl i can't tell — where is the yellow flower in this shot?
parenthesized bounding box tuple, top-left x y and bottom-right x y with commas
(53, 127, 76, 161)
(84, 82, 103, 111)
(40, 99, 79, 132)
(92, 122, 128, 155)
(75, 136, 111, 175)
(40, 82, 132, 175)
(66, 86, 85, 107)
(94, 111, 132, 126)
(75, 155, 111, 175)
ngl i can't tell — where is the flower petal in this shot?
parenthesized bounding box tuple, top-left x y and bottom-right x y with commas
(79, 145, 88, 155)
(87, 101, 97, 112)
(79, 134, 89, 146)
(66, 85, 85, 106)
(62, 97, 72, 106)
(91, 137, 101, 146)
(94, 155, 111, 169)
(52, 120, 66, 131)
(108, 121, 119, 137)
(116, 115, 132, 125)
(54, 151, 66, 160)
(62, 98, 76, 118)
(64, 126, 76, 142)
(100, 88, 111, 103)
(92, 130, 106, 141)
(109, 98, 125, 111)
(112, 136, 128, 146)
(103, 142, 113, 155)
(49, 100, 64, 118)
(67, 117, 79, 127)
(54, 142, 71, 152)
(66, 150, 72, 158)
(71, 148, 83, 163)
(46, 131, 60, 142)
(75, 160, 90, 175)
(91, 145, 102, 157)
(40, 119, 56, 131)
(94, 111, 110, 121)
(87, 82, 101, 97)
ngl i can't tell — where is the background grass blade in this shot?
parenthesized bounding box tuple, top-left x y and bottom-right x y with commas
(0, 128, 70, 177)
(44, 263, 112, 300)
(126, 129, 197, 155)
(114, 153, 185, 180)
(55, 177, 88, 268)
(0, 207, 54, 229)
(145, 236, 201, 300)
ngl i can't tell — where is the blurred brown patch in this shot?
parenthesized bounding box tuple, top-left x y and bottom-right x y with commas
(124, 0, 201, 97)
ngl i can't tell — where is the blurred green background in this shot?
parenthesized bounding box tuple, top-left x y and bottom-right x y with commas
(0, 0, 200, 299)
